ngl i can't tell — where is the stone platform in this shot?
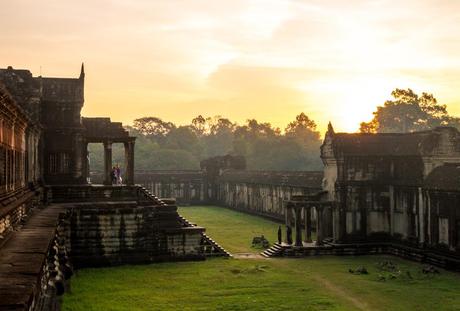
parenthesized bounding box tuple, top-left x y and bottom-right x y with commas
(0, 205, 65, 311)
(0, 185, 231, 311)
(262, 242, 460, 271)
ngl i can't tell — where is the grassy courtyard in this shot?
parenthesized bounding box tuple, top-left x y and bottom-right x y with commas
(179, 205, 288, 253)
(62, 206, 460, 311)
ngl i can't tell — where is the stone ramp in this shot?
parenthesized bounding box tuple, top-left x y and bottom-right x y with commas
(0, 205, 65, 311)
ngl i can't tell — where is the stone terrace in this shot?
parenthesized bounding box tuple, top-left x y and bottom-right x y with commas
(0, 205, 65, 310)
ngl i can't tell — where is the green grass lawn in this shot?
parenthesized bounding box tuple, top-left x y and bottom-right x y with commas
(62, 205, 460, 311)
(179, 205, 291, 253)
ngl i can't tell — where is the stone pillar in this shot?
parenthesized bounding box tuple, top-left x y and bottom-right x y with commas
(389, 185, 395, 236)
(285, 203, 293, 244)
(316, 205, 323, 246)
(295, 205, 303, 246)
(103, 140, 112, 185)
(124, 140, 135, 185)
(304, 205, 312, 243)
(418, 187, 425, 244)
(82, 142, 89, 183)
(73, 133, 84, 181)
(338, 188, 347, 243)
(284, 202, 289, 226)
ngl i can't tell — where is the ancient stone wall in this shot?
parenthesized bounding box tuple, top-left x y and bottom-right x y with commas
(66, 201, 204, 268)
(136, 170, 323, 221)
(136, 170, 206, 205)
(49, 185, 206, 266)
(214, 171, 322, 221)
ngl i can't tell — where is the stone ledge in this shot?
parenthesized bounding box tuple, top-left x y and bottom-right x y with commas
(274, 242, 460, 270)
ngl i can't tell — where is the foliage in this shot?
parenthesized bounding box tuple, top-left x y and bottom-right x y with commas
(360, 88, 460, 133)
(89, 113, 323, 172)
(133, 117, 176, 138)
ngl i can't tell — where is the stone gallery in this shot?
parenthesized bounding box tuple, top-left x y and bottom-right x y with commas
(136, 126, 460, 267)
(0, 65, 459, 310)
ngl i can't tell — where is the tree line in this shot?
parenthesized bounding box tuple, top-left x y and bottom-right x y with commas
(88, 112, 323, 172)
(88, 88, 459, 172)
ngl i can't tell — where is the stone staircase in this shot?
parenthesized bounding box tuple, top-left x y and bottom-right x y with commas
(261, 243, 284, 258)
(201, 232, 233, 258)
(137, 186, 231, 258)
(177, 215, 232, 258)
(136, 186, 168, 205)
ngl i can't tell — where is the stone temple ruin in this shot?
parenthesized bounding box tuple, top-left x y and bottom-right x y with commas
(0, 64, 459, 310)
(135, 130, 460, 268)
(138, 128, 460, 267)
(0, 65, 228, 310)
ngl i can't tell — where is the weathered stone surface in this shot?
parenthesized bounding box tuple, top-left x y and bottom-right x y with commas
(319, 125, 460, 261)
(0, 205, 64, 311)
(0, 66, 210, 310)
(136, 169, 323, 221)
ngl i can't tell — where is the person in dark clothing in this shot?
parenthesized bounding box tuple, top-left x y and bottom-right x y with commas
(277, 225, 282, 244)
(110, 166, 117, 185)
(286, 225, 293, 245)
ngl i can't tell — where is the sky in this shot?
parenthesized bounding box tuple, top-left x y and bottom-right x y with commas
(1, 0, 460, 133)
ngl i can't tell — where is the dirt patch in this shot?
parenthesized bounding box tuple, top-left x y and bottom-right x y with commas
(233, 253, 266, 259)
(313, 275, 369, 311)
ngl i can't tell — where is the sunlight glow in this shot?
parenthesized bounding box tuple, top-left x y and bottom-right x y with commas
(1, 0, 460, 134)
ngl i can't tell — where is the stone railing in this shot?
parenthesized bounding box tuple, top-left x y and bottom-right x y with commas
(0, 184, 42, 243)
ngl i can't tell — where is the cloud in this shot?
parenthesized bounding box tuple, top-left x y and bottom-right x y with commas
(1, 0, 460, 133)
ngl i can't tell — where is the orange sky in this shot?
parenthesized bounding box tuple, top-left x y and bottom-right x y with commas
(1, 0, 460, 133)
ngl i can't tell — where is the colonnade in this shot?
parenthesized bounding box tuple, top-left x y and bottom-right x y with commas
(284, 201, 332, 246)
(101, 139, 135, 186)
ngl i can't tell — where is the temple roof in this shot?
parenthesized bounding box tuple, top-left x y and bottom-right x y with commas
(83, 117, 134, 143)
(329, 127, 460, 157)
(425, 163, 460, 191)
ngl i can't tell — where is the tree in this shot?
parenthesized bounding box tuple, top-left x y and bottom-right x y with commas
(191, 115, 207, 136)
(165, 126, 201, 154)
(360, 88, 456, 133)
(133, 117, 176, 137)
(285, 112, 317, 133)
(285, 112, 320, 143)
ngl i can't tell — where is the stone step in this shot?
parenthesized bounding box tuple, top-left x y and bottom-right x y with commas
(260, 244, 285, 258)
(201, 234, 232, 258)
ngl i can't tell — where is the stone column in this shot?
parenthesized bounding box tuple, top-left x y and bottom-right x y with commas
(389, 185, 395, 236)
(73, 133, 84, 181)
(316, 205, 323, 246)
(124, 140, 135, 185)
(81, 141, 89, 184)
(304, 205, 312, 243)
(418, 187, 425, 244)
(285, 203, 293, 244)
(294, 205, 303, 246)
(284, 202, 289, 226)
(103, 140, 112, 185)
